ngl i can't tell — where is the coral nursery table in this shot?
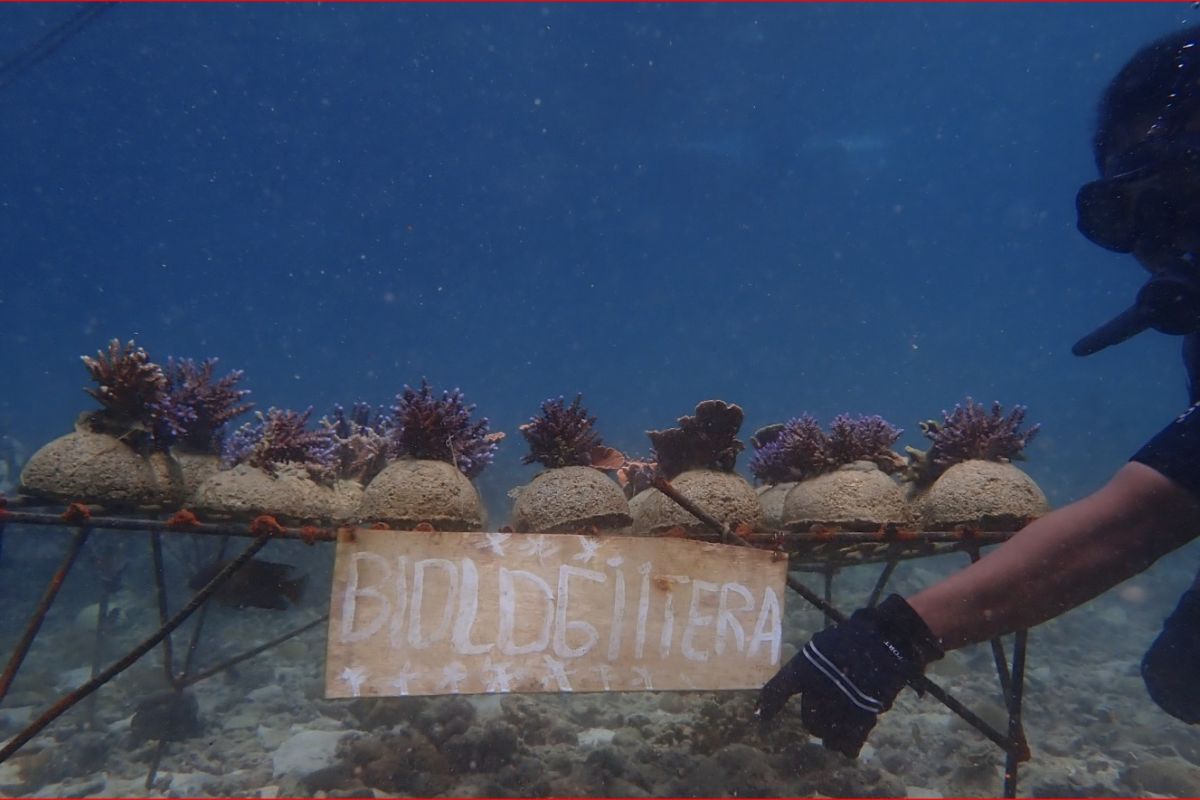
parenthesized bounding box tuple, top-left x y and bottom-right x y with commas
(0, 497, 1032, 797)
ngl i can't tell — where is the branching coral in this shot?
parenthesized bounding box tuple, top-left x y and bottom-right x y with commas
(519, 394, 605, 469)
(647, 400, 744, 479)
(81, 339, 168, 439)
(390, 380, 503, 479)
(749, 412, 905, 484)
(222, 407, 337, 483)
(322, 402, 393, 484)
(748, 416, 831, 484)
(908, 398, 1040, 485)
(153, 358, 253, 453)
(827, 414, 905, 474)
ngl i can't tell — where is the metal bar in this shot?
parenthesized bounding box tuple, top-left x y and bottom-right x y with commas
(866, 558, 899, 608)
(179, 536, 229, 680)
(145, 715, 172, 790)
(0, 525, 90, 704)
(3, 508, 341, 543)
(149, 532, 177, 686)
(965, 547, 1014, 698)
(179, 614, 329, 690)
(85, 579, 109, 729)
(1003, 629, 1032, 797)
(1, 506, 1016, 546)
(0, 530, 274, 764)
(822, 567, 835, 629)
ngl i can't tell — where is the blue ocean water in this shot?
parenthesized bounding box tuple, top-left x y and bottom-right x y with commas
(2, 3, 1196, 516)
(4, 5, 1200, 797)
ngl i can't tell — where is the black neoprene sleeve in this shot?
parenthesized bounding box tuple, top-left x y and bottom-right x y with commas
(1131, 402, 1200, 499)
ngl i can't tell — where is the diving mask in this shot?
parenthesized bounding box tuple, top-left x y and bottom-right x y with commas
(1076, 134, 1200, 255)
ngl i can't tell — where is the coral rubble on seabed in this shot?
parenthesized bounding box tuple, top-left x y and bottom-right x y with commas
(2, 542, 1199, 798)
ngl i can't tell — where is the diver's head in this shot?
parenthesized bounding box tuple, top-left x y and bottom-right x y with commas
(1073, 26, 1200, 357)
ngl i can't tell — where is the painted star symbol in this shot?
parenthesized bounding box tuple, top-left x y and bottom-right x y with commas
(517, 533, 560, 565)
(477, 531, 511, 556)
(572, 536, 602, 564)
(340, 666, 368, 697)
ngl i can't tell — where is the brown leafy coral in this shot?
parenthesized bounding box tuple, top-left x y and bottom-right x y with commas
(647, 399, 744, 479)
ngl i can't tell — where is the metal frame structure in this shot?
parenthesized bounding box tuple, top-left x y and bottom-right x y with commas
(0, 482, 1031, 796)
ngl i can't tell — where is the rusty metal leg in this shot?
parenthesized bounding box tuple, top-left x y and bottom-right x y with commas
(822, 566, 836, 629)
(146, 533, 228, 789)
(965, 547, 1014, 698)
(1003, 628, 1030, 798)
(866, 559, 899, 608)
(179, 613, 329, 689)
(0, 530, 273, 764)
(149, 532, 177, 685)
(85, 574, 110, 729)
(179, 535, 228, 680)
(0, 525, 90, 704)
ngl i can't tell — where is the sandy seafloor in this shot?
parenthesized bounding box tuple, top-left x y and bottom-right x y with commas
(1, 525, 1199, 799)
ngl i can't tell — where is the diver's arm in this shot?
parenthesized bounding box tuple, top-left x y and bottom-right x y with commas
(907, 461, 1200, 650)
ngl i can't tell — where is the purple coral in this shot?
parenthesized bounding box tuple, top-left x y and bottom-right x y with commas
(81, 339, 168, 439)
(390, 380, 503, 479)
(748, 416, 831, 484)
(519, 394, 604, 469)
(827, 414, 904, 474)
(322, 402, 393, 483)
(911, 398, 1040, 484)
(647, 400, 744, 479)
(223, 407, 337, 483)
(153, 358, 254, 452)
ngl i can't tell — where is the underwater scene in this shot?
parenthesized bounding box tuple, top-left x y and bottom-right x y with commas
(4, 3, 1200, 797)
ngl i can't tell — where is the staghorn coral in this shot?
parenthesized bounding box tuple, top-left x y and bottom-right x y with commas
(322, 402, 393, 484)
(81, 339, 168, 442)
(153, 358, 253, 452)
(748, 416, 831, 484)
(390, 380, 503, 479)
(222, 407, 337, 483)
(519, 394, 605, 469)
(826, 413, 905, 474)
(908, 398, 1040, 485)
(647, 399, 744, 479)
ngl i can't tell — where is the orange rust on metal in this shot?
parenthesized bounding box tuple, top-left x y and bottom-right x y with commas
(299, 525, 321, 545)
(954, 525, 981, 541)
(249, 515, 287, 537)
(369, 521, 389, 530)
(61, 502, 91, 524)
(335, 526, 358, 544)
(166, 509, 200, 529)
(880, 523, 921, 542)
(809, 524, 837, 542)
(413, 522, 435, 532)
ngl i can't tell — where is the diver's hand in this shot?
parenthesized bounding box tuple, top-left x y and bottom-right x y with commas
(754, 594, 943, 758)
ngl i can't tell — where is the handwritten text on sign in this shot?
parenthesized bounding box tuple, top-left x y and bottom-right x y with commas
(324, 529, 788, 697)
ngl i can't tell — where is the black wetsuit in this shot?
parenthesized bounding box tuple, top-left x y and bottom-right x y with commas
(1132, 386, 1200, 724)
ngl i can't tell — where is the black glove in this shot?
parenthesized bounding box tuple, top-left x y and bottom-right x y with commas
(755, 594, 943, 758)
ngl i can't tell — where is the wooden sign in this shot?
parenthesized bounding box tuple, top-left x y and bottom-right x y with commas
(324, 529, 787, 698)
